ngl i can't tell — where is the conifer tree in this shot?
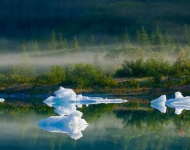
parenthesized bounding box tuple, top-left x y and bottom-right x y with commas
(89, 35, 96, 46)
(32, 40, 40, 55)
(136, 27, 149, 48)
(49, 29, 57, 51)
(59, 33, 68, 52)
(164, 30, 175, 52)
(183, 24, 190, 46)
(164, 31, 171, 45)
(93, 51, 99, 67)
(140, 26, 149, 45)
(155, 26, 164, 51)
(123, 29, 130, 44)
(21, 43, 30, 64)
(72, 36, 81, 52)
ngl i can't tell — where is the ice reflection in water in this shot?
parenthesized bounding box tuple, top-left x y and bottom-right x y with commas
(38, 110, 88, 140)
(38, 87, 127, 140)
(151, 92, 190, 115)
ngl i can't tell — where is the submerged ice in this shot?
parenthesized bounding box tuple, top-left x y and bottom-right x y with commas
(151, 92, 190, 115)
(38, 87, 127, 139)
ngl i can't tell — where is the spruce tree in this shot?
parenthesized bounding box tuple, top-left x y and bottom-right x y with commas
(136, 27, 149, 48)
(72, 36, 81, 52)
(59, 33, 68, 52)
(123, 29, 130, 44)
(32, 40, 40, 55)
(140, 26, 149, 46)
(183, 24, 190, 46)
(49, 29, 57, 51)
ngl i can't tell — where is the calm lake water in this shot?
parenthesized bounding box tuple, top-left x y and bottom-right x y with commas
(0, 94, 190, 150)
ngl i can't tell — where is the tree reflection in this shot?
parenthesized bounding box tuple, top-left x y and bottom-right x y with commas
(1, 96, 190, 149)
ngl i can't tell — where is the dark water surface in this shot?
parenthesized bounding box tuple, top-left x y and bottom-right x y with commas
(0, 95, 190, 150)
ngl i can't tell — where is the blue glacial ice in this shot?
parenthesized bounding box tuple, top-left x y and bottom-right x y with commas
(151, 92, 190, 115)
(38, 87, 127, 139)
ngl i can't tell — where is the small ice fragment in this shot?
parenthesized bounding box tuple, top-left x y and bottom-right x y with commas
(151, 95, 166, 104)
(0, 98, 4, 102)
(175, 92, 183, 98)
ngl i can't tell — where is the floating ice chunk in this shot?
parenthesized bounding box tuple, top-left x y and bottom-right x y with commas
(39, 87, 128, 139)
(151, 95, 166, 104)
(43, 96, 55, 107)
(0, 98, 4, 102)
(43, 87, 127, 113)
(151, 92, 190, 115)
(165, 92, 190, 115)
(151, 103, 166, 113)
(38, 111, 88, 140)
(175, 91, 184, 98)
(54, 87, 77, 100)
(166, 92, 190, 104)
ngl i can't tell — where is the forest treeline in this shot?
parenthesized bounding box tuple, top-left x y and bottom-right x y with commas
(0, 0, 190, 43)
(1, 24, 190, 89)
(2, 24, 190, 55)
(0, 50, 190, 89)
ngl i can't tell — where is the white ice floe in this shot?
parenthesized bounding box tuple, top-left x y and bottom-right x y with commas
(151, 92, 190, 115)
(166, 92, 190, 115)
(38, 110, 88, 140)
(38, 87, 127, 139)
(151, 95, 167, 113)
(151, 95, 167, 104)
(43, 87, 127, 116)
(0, 98, 4, 102)
(44, 87, 127, 104)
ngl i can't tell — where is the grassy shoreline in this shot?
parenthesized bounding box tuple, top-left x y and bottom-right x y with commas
(1, 83, 190, 98)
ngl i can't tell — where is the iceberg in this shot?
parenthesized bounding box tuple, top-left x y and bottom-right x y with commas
(43, 87, 127, 116)
(44, 87, 127, 105)
(0, 98, 4, 102)
(38, 87, 127, 139)
(151, 92, 190, 115)
(151, 95, 166, 104)
(38, 111, 88, 140)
